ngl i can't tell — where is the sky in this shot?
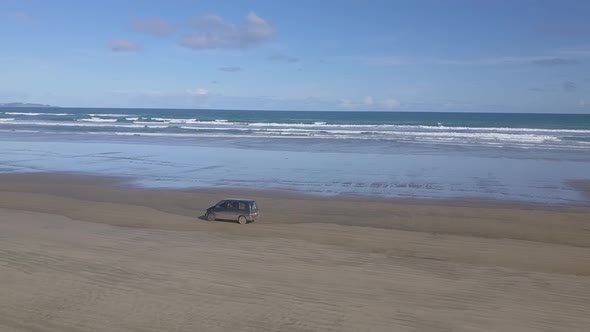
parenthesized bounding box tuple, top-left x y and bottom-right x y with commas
(0, 0, 589, 113)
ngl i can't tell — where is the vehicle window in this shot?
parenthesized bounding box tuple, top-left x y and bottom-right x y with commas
(238, 202, 246, 210)
(227, 201, 235, 209)
(216, 201, 226, 208)
(250, 202, 257, 210)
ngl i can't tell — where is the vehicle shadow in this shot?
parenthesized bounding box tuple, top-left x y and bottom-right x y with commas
(197, 215, 244, 224)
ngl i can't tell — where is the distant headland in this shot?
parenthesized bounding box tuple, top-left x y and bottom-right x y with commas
(0, 102, 57, 108)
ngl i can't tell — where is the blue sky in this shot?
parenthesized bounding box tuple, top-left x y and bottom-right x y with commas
(1, 0, 589, 112)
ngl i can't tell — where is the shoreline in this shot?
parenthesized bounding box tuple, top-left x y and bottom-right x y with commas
(2, 171, 589, 210)
(2, 133, 590, 206)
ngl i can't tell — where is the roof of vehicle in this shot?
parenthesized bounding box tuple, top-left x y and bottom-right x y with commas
(222, 198, 256, 202)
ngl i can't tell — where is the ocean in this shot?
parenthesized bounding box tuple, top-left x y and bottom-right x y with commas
(1, 107, 590, 204)
(2, 108, 590, 149)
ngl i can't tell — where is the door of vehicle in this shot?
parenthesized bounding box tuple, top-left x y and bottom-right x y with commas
(236, 201, 249, 219)
(225, 200, 239, 220)
(214, 200, 229, 219)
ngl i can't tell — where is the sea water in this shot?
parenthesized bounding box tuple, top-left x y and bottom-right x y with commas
(1, 108, 589, 204)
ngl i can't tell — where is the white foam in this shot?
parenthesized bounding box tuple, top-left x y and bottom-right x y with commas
(1, 116, 589, 150)
(382, 131, 561, 143)
(0, 129, 40, 133)
(0, 120, 146, 128)
(415, 125, 590, 134)
(5, 112, 44, 116)
(144, 125, 169, 129)
(180, 126, 250, 131)
(111, 132, 312, 139)
(196, 120, 237, 125)
(78, 117, 118, 123)
(149, 117, 198, 124)
(242, 122, 590, 134)
(88, 113, 132, 117)
(176, 125, 563, 142)
(138, 118, 236, 125)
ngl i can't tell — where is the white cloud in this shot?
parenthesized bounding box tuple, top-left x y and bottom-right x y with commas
(364, 54, 585, 67)
(341, 97, 400, 110)
(186, 88, 209, 96)
(382, 98, 401, 109)
(340, 99, 354, 108)
(181, 12, 274, 50)
(111, 39, 142, 52)
(436, 56, 580, 66)
(133, 18, 174, 36)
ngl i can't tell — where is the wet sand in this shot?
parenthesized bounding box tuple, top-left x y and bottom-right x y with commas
(1, 173, 590, 331)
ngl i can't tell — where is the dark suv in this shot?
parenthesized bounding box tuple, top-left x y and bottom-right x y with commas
(206, 199, 259, 224)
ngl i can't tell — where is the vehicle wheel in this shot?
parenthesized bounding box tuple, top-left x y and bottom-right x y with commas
(207, 213, 216, 221)
(238, 216, 247, 224)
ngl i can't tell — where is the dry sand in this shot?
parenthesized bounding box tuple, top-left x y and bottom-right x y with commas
(1, 173, 590, 331)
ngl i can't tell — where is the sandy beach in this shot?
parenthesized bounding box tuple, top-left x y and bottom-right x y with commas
(1, 173, 590, 331)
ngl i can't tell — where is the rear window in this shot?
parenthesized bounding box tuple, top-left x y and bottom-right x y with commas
(250, 202, 257, 210)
